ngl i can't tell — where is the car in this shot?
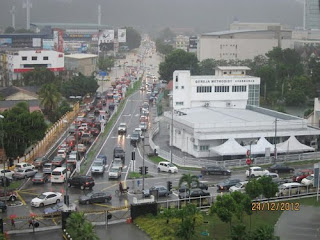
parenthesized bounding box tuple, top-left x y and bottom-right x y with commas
(216, 179, 241, 191)
(264, 172, 279, 180)
(245, 166, 269, 178)
(31, 192, 63, 207)
(113, 147, 125, 160)
(301, 174, 314, 187)
(90, 128, 100, 137)
(292, 169, 313, 183)
(157, 161, 178, 173)
(0, 201, 7, 212)
(268, 164, 295, 173)
(130, 131, 141, 146)
(67, 151, 78, 164)
(68, 176, 95, 190)
(57, 149, 67, 160)
(75, 144, 87, 153)
(178, 181, 209, 193)
(15, 162, 35, 171)
(139, 116, 148, 123)
(80, 133, 92, 145)
(79, 192, 112, 205)
(229, 181, 248, 193)
(32, 173, 49, 184)
(91, 160, 105, 174)
(0, 190, 17, 202)
(276, 183, 303, 197)
(59, 142, 71, 153)
(143, 186, 171, 198)
(134, 128, 144, 140)
(178, 188, 210, 199)
(0, 169, 14, 179)
(44, 202, 77, 216)
(112, 158, 124, 170)
(33, 157, 49, 168)
(13, 168, 38, 179)
(118, 123, 127, 135)
(51, 156, 65, 167)
(139, 122, 148, 131)
(108, 166, 121, 179)
(96, 154, 107, 165)
(201, 166, 231, 176)
(43, 163, 55, 174)
(109, 103, 115, 111)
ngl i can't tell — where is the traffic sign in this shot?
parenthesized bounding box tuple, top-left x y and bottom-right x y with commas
(246, 150, 250, 157)
(246, 158, 252, 165)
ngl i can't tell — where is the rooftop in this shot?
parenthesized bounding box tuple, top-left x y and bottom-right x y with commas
(216, 66, 251, 71)
(65, 53, 98, 59)
(202, 29, 291, 36)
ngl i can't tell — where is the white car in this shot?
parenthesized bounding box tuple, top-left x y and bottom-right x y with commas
(301, 174, 314, 187)
(0, 169, 14, 179)
(157, 161, 178, 173)
(108, 167, 121, 179)
(246, 166, 269, 178)
(229, 181, 248, 193)
(15, 162, 35, 171)
(57, 149, 67, 160)
(31, 192, 63, 208)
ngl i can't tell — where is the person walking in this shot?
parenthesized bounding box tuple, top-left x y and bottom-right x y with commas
(119, 181, 124, 194)
(28, 218, 33, 228)
(11, 218, 15, 229)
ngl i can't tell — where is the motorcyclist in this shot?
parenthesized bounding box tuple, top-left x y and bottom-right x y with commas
(119, 181, 124, 194)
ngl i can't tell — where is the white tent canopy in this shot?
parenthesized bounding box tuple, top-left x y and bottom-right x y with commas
(277, 136, 315, 153)
(210, 138, 248, 156)
(244, 137, 279, 155)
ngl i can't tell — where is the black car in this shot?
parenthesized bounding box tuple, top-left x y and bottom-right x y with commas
(109, 103, 115, 111)
(32, 173, 49, 184)
(79, 192, 112, 205)
(0, 201, 7, 212)
(178, 181, 209, 193)
(68, 176, 95, 190)
(33, 156, 49, 168)
(268, 164, 295, 173)
(201, 166, 231, 176)
(130, 132, 140, 146)
(216, 179, 241, 191)
(113, 147, 125, 161)
(178, 188, 211, 199)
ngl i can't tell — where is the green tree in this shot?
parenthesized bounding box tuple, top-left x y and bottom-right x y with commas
(230, 191, 252, 222)
(97, 56, 115, 72)
(157, 27, 176, 42)
(159, 49, 199, 80)
(231, 223, 248, 240)
(121, 27, 141, 50)
(249, 225, 280, 240)
(245, 179, 263, 200)
(23, 67, 56, 86)
(257, 176, 279, 199)
(210, 194, 235, 228)
(61, 74, 98, 98)
(178, 173, 199, 196)
(39, 83, 62, 121)
(66, 212, 99, 240)
(57, 100, 73, 118)
(199, 59, 217, 75)
(155, 39, 174, 55)
(4, 26, 15, 33)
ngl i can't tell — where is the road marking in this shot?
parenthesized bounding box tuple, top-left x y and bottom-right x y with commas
(111, 136, 118, 139)
(53, 218, 58, 225)
(16, 191, 26, 205)
(122, 114, 132, 117)
(18, 191, 39, 196)
(135, 114, 139, 117)
(101, 183, 118, 192)
(93, 203, 113, 208)
(172, 192, 178, 197)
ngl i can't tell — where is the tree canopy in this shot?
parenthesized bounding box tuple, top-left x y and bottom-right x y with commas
(66, 212, 99, 240)
(60, 74, 99, 98)
(23, 67, 56, 86)
(121, 27, 141, 50)
(97, 56, 115, 72)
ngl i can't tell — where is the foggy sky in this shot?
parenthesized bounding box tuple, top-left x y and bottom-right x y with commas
(0, 0, 303, 33)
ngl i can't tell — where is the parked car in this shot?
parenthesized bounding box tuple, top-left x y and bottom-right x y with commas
(292, 169, 313, 183)
(229, 181, 248, 193)
(33, 157, 49, 168)
(201, 166, 231, 176)
(31, 192, 63, 207)
(0, 201, 7, 212)
(143, 186, 171, 198)
(32, 173, 49, 184)
(51, 156, 65, 167)
(118, 123, 127, 135)
(0, 169, 14, 179)
(13, 168, 38, 179)
(268, 164, 295, 173)
(246, 167, 269, 178)
(157, 161, 178, 173)
(91, 160, 105, 174)
(216, 179, 241, 191)
(178, 181, 208, 193)
(113, 147, 125, 160)
(301, 174, 314, 187)
(79, 192, 112, 205)
(178, 188, 210, 199)
(68, 176, 95, 190)
(108, 166, 121, 179)
(15, 162, 35, 171)
(264, 172, 280, 180)
(0, 190, 17, 202)
(43, 163, 55, 174)
(276, 183, 303, 197)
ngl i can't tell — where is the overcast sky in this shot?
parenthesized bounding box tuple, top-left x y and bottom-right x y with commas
(0, 0, 303, 33)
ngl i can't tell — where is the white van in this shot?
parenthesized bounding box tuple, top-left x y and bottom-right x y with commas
(157, 161, 178, 173)
(51, 167, 69, 183)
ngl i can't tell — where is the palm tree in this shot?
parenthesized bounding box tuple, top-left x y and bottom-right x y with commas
(178, 173, 199, 197)
(66, 212, 99, 240)
(38, 83, 61, 119)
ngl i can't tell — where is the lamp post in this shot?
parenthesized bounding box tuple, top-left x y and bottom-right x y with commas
(168, 94, 173, 164)
(0, 115, 6, 205)
(142, 130, 145, 192)
(274, 118, 278, 163)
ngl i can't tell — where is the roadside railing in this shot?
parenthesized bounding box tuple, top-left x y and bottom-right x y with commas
(157, 195, 214, 210)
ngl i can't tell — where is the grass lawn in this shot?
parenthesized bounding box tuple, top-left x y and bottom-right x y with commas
(128, 172, 153, 179)
(8, 180, 23, 190)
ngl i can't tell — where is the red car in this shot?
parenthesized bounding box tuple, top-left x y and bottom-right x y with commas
(292, 169, 313, 183)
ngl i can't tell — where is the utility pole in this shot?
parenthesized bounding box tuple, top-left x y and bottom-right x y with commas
(10, 6, 16, 29)
(0, 115, 6, 206)
(98, 4, 101, 26)
(274, 118, 278, 162)
(142, 131, 145, 191)
(23, 0, 32, 30)
(169, 94, 173, 164)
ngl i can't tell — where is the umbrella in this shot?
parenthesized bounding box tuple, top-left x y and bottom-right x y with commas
(9, 214, 17, 219)
(29, 212, 37, 217)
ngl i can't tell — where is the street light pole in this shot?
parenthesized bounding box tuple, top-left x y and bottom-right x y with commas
(142, 131, 145, 191)
(169, 94, 173, 164)
(274, 118, 278, 163)
(0, 115, 6, 205)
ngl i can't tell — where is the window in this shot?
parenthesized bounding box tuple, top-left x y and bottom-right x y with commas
(22, 56, 27, 61)
(181, 86, 184, 89)
(200, 145, 209, 151)
(176, 102, 184, 106)
(193, 145, 198, 151)
(32, 56, 37, 60)
(214, 86, 229, 92)
(43, 56, 49, 60)
(232, 86, 247, 92)
(196, 86, 212, 93)
(175, 86, 178, 89)
(175, 76, 178, 82)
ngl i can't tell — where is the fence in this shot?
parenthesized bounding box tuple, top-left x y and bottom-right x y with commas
(149, 121, 320, 168)
(17, 102, 80, 164)
(157, 196, 214, 211)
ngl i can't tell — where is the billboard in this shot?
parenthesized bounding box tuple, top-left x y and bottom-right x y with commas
(99, 29, 114, 44)
(32, 38, 42, 47)
(53, 29, 64, 53)
(118, 29, 127, 43)
(43, 39, 54, 50)
(64, 41, 88, 53)
(0, 38, 12, 47)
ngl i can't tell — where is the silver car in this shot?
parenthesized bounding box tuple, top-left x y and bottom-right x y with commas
(91, 160, 105, 174)
(13, 169, 38, 179)
(108, 167, 121, 179)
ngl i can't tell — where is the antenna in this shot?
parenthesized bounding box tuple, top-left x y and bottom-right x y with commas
(98, 4, 101, 26)
(22, 0, 32, 30)
(10, 6, 16, 29)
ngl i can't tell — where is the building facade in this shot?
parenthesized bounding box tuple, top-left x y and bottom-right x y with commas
(305, 0, 320, 30)
(197, 29, 293, 61)
(175, 35, 189, 52)
(64, 54, 97, 76)
(172, 67, 260, 110)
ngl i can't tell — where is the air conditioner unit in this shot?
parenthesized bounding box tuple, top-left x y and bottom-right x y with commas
(204, 102, 209, 107)
(190, 137, 195, 142)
